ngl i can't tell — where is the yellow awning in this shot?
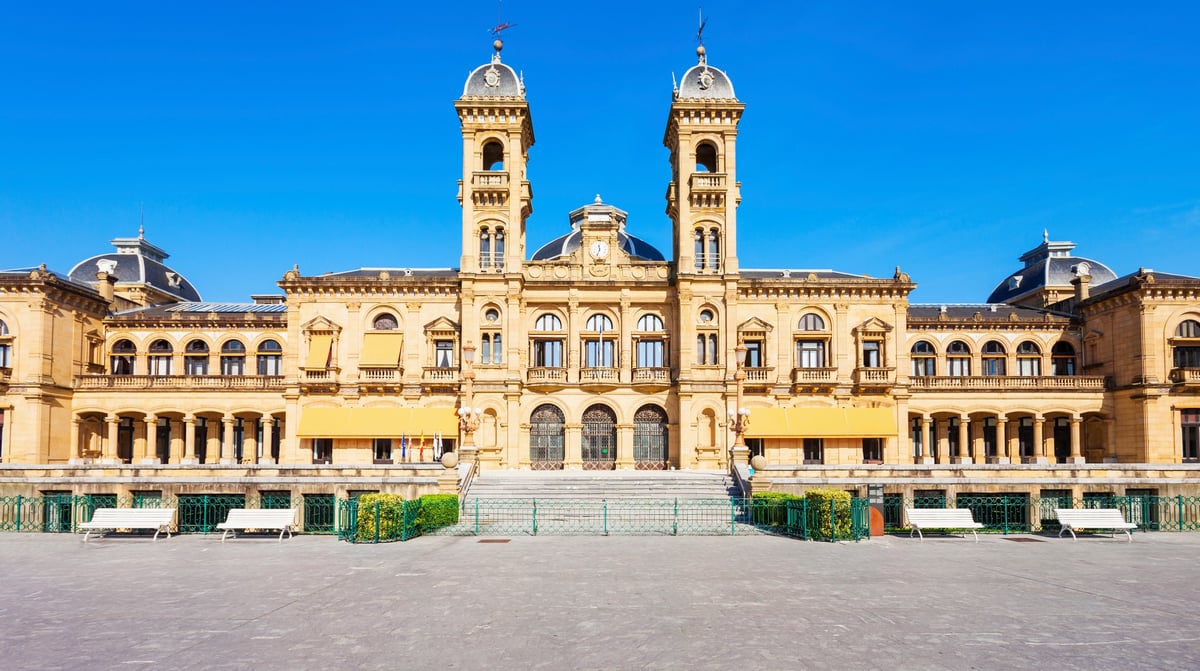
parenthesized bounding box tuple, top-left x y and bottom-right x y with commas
(745, 407, 896, 438)
(304, 334, 333, 369)
(296, 407, 458, 438)
(359, 333, 404, 367)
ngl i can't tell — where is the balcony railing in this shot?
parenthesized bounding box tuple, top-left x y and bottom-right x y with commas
(75, 374, 286, 390)
(689, 173, 727, 190)
(1170, 368, 1200, 384)
(743, 367, 774, 384)
(303, 368, 335, 382)
(579, 367, 620, 384)
(908, 375, 1107, 390)
(527, 367, 568, 384)
(792, 367, 837, 384)
(632, 367, 671, 385)
(359, 368, 403, 383)
(471, 171, 509, 188)
(855, 367, 896, 385)
(423, 367, 460, 384)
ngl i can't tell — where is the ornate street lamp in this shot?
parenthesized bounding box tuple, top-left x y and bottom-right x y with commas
(728, 343, 751, 466)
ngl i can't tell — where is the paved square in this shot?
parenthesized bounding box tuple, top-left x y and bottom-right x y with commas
(3, 532, 1200, 670)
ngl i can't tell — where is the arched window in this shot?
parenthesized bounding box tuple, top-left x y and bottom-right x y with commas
(373, 313, 398, 330)
(529, 404, 565, 468)
(694, 229, 704, 271)
(479, 228, 491, 268)
(185, 339, 209, 375)
(910, 341, 936, 377)
(1174, 320, 1200, 369)
(633, 405, 669, 468)
(534, 314, 562, 331)
(110, 339, 136, 375)
(982, 340, 1007, 376)
(946, 340, 971, 377)
(696, 142, 718, 173)
(0, 319, 9, 369)
(585, 314, 613, 332)
(257, 339, 283, 376)
(584, 315, 615, 367)
(482, 140, 504, 171)
(1051, 342, 1076, 376)
(148, 339, 173, 376)
(798, 314, 826, 331)
(1016, 341, 1042, 376)
(494, 228, 505, 271)
(220, 340, 246, 376)
(698, 309, 715, 325)
(481, 333, 503, 365)
(582, 405, 617, 469)
(637, 314, 664, 331)
(707, 228, 720, 271)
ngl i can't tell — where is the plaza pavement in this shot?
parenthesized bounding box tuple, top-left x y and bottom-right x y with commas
(2, 531, 1199, 670)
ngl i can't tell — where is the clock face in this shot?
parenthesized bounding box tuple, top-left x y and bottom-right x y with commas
(590, 241, 609, 259)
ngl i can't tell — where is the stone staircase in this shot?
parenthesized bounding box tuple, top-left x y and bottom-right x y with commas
(463, 470, 740, 503)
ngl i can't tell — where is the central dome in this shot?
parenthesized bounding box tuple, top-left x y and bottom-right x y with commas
(531, 197, 666, 262)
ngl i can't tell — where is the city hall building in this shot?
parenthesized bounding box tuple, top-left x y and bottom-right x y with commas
(3, 43, 1200, 505)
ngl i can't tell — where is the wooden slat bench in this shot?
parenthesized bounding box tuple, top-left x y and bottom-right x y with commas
(78, 508, 176, 542)
(216, 508, 298, 542)
(1054, 508, 1136, 542)
(905, 508, 984, 542)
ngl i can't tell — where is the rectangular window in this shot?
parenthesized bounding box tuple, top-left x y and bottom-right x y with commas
(584, 339, 615, 367)
(257, 354, 282, 376)
(481, 333, 503, 365)
(637, 340, 665, 368)
(862, 438, 882, 463)
(803, 438, 823, 464)
(148, 355, 172, 376)
(946, 357, 970, 377)
(533, 340, 563, 367)
(1017, 358, 1041, 376)
(313, 438, 333, 464)
(796, 340, 825, 368)
(0, 343, 10, 368)
(947, 418, 960, 456)
(982, 357, 1006, 376)
(983, 418, 997, 458)
(862, 341, 881, 368)
(1175, 347, 1200, 368)
(374, 438, 393, 463)
(221, 356, 245, 376)
(1018, 418, 1035, 458)
(744, 340, 763, 368)
(111, 355, 135, 375)
(1183, 410, 1200, 462)
(911, 417, 923, 458)
(911, 358, 935, 377)
(435, 340, 454, 368)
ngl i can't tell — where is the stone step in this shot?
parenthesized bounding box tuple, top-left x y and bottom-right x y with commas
(465, 470, 738, 501)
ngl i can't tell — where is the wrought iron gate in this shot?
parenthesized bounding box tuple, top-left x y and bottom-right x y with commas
(582, 405, 616, 470)
(633, 405, 668, 470)
(529, 404, 565, 470)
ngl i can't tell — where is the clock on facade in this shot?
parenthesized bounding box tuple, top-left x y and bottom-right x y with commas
(589, 241, 609, 259)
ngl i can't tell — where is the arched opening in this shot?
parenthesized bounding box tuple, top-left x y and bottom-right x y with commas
(483, 141, 504, 170)
(633, 405, 668, 469)
(529, 404, 565, 470)
(148, 339, 173, 376)
(373, 313, 398, 330)
(220, 340, 246, 376)
(1016, 341, 1042, 376)
(257, 339, 283, 376)
(185, 339, 209, 375)
(695, 142, 718, 172)
(111, 339, 136, 375)
(1051, 342, 1076, 376)
(910, 341, 936, 377)
(581, 404, 617, 470)
(947, 340, 971, 376)
(1173, 320, 1200, 371)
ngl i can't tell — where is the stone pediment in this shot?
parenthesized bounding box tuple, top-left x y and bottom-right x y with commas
(423, 316, 460, 334)
(854, 317, 893, 334)
(302, 316, 342, 334)
(736, 317, 774, 335)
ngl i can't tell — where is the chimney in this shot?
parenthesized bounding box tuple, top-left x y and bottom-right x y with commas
(96, 271, 117, 303)
(1072, 274, 1091, 302)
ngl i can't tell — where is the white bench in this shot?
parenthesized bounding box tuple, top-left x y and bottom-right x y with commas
(216, 508, 297, 542)
(79, 508, 176, 542)
(1054, 508, 1136, 542)
(905, 508, 984, 542)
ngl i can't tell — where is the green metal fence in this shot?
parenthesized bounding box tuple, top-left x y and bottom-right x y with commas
(419, 497, 871, 540)
(880, 495, 1200, 534)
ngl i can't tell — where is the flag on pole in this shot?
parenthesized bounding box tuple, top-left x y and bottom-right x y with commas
(419, 432, 425, 461)
(401, 434, 407, 461)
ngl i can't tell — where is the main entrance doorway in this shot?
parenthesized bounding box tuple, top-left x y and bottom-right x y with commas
(582, 405, 616, 470)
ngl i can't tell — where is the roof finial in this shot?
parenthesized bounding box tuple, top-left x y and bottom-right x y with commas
(139, 202, 145, 239)
(594, 193, 603, 205)
(1043, 228, 1049, 243)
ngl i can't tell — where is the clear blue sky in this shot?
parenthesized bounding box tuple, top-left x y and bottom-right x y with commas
(3, 1, 1198, 302)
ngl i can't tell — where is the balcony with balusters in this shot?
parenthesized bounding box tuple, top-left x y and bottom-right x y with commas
(908, 375, 1108, 391)
(75, 375, 286, 391)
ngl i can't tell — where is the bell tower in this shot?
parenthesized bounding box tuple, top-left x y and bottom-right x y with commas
(455, 39, 534, 274)
(664, 45, 744, 275)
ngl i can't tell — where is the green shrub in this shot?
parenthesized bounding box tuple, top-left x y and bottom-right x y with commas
(417, 494, 459, 531)
(803, 488, 853, 540)
(355, 493, 411, 542)
(751, 491, 801, 527)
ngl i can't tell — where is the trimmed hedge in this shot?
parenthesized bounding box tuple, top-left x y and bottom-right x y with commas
(803, 488, 853, 540)
(355, 493, 411, 542)
(751, 491, 801, 527)
(416, 494, 459, 532)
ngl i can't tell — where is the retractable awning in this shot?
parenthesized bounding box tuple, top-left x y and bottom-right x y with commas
(358, 333, 404, 367)
(304, 335, 333, 368)
(745, 407, 896, 439)
(296, 407, 458, 438)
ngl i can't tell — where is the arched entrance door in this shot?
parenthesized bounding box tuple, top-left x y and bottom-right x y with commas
(529, 404, 565, 470)
(634, 405, 668, 470)
(582, 405, 617, 470)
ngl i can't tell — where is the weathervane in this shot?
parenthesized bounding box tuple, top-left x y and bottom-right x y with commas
(696, 8, 708, 65)
(490, 0, 517, 49)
